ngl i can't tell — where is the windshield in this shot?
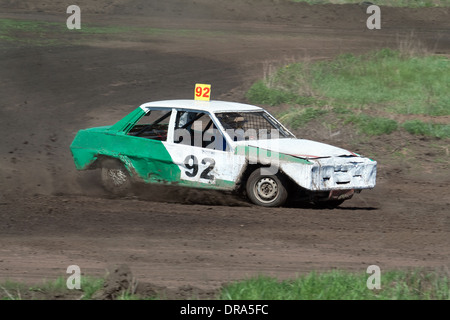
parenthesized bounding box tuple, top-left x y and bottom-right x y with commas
(215, 111, 294, 141)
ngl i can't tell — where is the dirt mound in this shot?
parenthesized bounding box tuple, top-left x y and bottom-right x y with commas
(91, 264, 216, 300)
(92, 264, 137, 300)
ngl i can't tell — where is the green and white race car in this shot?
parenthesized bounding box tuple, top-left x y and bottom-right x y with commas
(70, 99, 377, 207)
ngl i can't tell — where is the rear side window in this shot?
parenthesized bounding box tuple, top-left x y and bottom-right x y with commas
(128, 109, 172, 141)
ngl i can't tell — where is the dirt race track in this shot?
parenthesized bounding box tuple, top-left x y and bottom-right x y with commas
(0, 0, 449, 299)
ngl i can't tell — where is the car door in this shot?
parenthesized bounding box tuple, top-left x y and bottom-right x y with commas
(120, 107, 182, 183)
(163, 109, 246, 190)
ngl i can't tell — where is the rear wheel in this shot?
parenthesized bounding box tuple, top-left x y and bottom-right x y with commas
(246, 168, 288, 207)
(101, 159, 132, 195)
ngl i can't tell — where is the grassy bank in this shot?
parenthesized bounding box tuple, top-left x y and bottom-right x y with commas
(1, 269, 448, 300)
(220, 269, 449, 300)
(0, 276, 104, 300)
(246, 49, 449, 138)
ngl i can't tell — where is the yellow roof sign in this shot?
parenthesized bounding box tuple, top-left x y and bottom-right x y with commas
(194, 83, 211, 101)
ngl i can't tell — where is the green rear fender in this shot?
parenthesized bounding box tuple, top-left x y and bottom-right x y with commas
(70, 128, 181, 183)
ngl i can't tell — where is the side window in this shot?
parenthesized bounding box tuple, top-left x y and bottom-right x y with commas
(174, 111, 227, 150)
(127, 109, 171, 141)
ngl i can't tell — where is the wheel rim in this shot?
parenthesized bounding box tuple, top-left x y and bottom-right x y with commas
(254, 177, 279, 204)
(108, 169, 128, 187)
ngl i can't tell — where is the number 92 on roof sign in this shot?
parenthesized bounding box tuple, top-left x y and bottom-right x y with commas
(194, 83, 211, 101)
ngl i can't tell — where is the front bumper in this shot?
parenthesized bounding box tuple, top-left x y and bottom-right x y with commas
(282, 156, 377, 191)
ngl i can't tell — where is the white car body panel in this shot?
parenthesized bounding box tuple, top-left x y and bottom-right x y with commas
(164, 142, 246, 186)
(141, 99, 377, 193)
(235, 138, 377, 191)
(244, 138, 355, 158)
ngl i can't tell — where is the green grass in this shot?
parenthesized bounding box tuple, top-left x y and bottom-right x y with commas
(0, 18, 137, 36)
(0, 18, 231, 47)
(278, 107, 328, 129)
(344, 114, 399, 136)
(291, 0, 450, 8)
(0, 18, 153, 46)
(246, 48, 449, 138)
(402, 120, 450, 139)
(0, 280, 27, 300)
(246, 81, 321, 107)
(0, 276, 104, 300)
(314, 50, 449, 116)
(247, 49, 450, 117)
(0, 19, 64, 46)
(2, 269, 448, 300)
(220, 269, 450, 300)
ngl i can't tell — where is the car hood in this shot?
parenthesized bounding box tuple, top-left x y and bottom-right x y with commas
(236, 138, 356, 159)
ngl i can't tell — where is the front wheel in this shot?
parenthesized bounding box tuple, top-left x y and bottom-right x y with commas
(246, 168, 288, 207)
(101, 159, 132, 196)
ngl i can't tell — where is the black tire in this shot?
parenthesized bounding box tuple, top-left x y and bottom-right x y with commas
(245, 168, 288, 207)
(100, 159, 132, 196)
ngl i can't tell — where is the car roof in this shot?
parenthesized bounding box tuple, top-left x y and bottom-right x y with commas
(139, 99, 263, 113)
